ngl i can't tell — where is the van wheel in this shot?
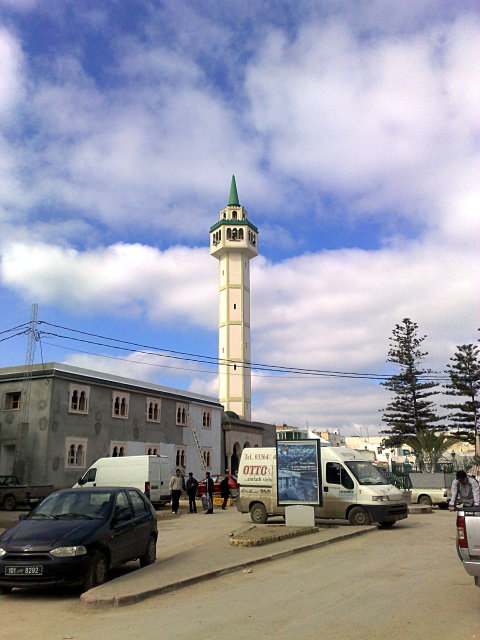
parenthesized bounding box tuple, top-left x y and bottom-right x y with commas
(140, 536, 157, 567)
(377, 521, 396, 529)
(418, 495, 432, 506)
(83, 551, 108, 592)
(3, 495, 16, 511)
(348, 506, 372, 526)
(250, 502, 268, 524)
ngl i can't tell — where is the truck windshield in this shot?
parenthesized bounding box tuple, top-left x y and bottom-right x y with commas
(345, 462, 388, 486)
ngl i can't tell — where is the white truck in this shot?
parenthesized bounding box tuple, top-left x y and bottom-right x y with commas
(74, 455, 171, 508)
(236, 447, 408, 527)
(409, 472, 453, 509)
(456, 506, 480, 587)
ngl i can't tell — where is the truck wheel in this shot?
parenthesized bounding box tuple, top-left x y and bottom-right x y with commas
(3, 495, 16, 511)
(250, 502, 268, 524)
(348, 506, 372, 526)
(377, 521, 396, 529)
(83, 551, 108, 592)
(418, 495, 432, 506)
(140, 536, 157, 567)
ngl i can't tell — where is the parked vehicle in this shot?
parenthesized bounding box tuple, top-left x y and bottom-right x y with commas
(456, 506, 480, 587)
(236, 447, 408, 527)
(0, 475, 53, 511)
(74, 455, 171, 507)
(409, 472, 453, 509)
(0, 487, 158, 594)
(197, 474, 239, 497)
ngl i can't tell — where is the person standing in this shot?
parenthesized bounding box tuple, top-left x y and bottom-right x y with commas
(169, 468, 184, 514)
(186, 472, 199, 513)
(449, 470, 480, 510)
(204, 471, 214, 514)
(219, 475, 230, 510)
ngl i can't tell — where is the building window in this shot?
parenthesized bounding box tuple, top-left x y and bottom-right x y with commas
(238, 228, 244, 240)
(65, 438, 87, 468)
(4, 391, 21, 411)
(202, 410, 211, 428)
(146, 397, 161, 422)
(227, 228, 232, 240)
(232, 210, 237, 219)
(110, 441, 127, 457)
(176, 403, 188, 426)
(202, 449, 212, 469)
(112, 392, 129, 418)
(145, 443, 160, 455)
(69, 384, 90, 414)
(175, 447, 186, 468)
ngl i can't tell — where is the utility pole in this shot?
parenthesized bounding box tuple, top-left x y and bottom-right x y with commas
(20, 303, 38, 427)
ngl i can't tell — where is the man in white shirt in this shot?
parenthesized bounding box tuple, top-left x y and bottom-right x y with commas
(449, 470, 480, 510)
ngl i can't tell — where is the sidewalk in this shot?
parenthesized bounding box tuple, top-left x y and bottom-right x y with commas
(80, 502, 376, 608)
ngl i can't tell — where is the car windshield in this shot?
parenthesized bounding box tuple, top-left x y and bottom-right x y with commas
(30, 491, 113, 519)
(345, 461, 388, 486)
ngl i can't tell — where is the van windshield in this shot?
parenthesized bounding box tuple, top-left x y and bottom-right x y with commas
(345, 462, 388, 485)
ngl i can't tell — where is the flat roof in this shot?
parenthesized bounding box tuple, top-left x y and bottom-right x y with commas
(0, 362, 223, 408)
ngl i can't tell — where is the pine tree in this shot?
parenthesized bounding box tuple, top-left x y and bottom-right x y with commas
(444, 344, 480, 454)
(380, 318, 442, 447)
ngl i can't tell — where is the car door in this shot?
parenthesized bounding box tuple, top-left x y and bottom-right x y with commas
(127, 489, 153, 557)
(109, 490, 136, 566)
(323, 462, 356, 518)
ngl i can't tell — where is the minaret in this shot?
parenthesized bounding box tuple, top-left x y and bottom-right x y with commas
(210, 176, 258, 421)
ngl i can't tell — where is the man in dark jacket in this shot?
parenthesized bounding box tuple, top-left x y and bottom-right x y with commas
(219, 476, 231, 510)
(204, 472, 214, 514)
(185, 472, 199, 513)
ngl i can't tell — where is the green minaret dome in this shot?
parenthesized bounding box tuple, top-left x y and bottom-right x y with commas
(228, 175, 240, 206)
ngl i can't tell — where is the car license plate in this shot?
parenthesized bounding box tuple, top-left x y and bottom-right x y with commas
(5, 565, 43, 575)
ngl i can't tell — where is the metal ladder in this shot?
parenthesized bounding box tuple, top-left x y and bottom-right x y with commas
(190, 421, 207, 472)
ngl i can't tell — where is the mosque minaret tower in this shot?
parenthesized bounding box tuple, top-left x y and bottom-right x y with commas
(210, 176, 258, 421)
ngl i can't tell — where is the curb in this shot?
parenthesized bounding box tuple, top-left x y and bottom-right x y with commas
(80, 526, 376, 608)
(229, 525, 319, 547)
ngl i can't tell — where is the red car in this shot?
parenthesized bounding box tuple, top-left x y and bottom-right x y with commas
(197, 474, 239, 497)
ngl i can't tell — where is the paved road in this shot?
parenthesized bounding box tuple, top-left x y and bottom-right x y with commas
(1, 510, 478, 640)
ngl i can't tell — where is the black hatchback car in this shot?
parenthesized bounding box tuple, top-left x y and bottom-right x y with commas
(0, 487, 157, 594)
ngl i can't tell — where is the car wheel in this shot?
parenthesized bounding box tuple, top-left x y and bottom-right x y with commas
(140, 536, 157, 568)
(83, 551, 108, 592)
(0, 586, 13, 595)
(3, 495, 17, 511)
(418, 495, 433, 506)
(348, 506, 372, 526)
(250, 502, 268, 524)
(377, 521, 396, 529)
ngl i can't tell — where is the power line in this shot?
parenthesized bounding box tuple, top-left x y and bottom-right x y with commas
(0, 330, 30, 343)
(36, 321, 450, 382)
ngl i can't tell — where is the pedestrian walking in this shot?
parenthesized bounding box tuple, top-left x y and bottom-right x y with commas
(219, 475, 230, 510)
(169, 468, 184, 514)
(203, 471, 214, 514)
(186, 472, 199, 513)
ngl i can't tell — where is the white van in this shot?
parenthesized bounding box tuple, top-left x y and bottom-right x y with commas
(74, 455, 171, 507)
(236, 447, 408, 528)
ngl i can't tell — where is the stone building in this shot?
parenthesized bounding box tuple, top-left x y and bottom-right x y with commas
(0, 362, 223, 488)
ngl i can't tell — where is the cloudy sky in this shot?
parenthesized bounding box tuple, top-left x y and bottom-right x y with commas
(0, 0, 478, 435)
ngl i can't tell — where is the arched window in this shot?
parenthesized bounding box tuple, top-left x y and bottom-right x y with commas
(177, 407, 181, 423)
(176, 450, 180, 466)
(203, 412, 206, 426)
(148, 402, 153, 420)
(114, 397, 120, 415)
(120, 398, 127, 416)
(153, 448, 157, 455)
(239, 228, 244, 240)
(119, 447, 125, 457)
(75, 444, 84, 466)
(180, 450, 185, 466)
(68, 444, 76, 465)
(232, 228, 238, 240)
(232, 211, 237, 219)
(153, 403, 158, 420)
(78, 391, 86, 411)
(148, 448, 152, 455)
(182, 408, 186, 423)
(71, 390, 79, 410)
(227, 228, 232, 240)
(112, 446, 118, 457)
(218, 229, 221, 241)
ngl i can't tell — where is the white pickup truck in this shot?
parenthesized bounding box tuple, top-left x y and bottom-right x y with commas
(409, 472, 453, 509)
(456, 506, 480, 587)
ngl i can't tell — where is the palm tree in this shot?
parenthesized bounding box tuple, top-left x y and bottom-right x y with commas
(404, 429, 459, 472)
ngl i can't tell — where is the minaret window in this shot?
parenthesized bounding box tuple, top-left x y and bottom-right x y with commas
(239, 228, 244, 240)
(232, 229, 238, 240)
(227, 228, 232, 240)
(232, 211, 237, 219)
